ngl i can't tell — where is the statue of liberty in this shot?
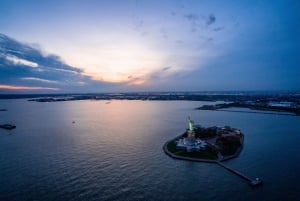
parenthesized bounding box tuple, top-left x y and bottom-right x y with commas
(188, 116, 195, 138)
(188, 116, 194, 131)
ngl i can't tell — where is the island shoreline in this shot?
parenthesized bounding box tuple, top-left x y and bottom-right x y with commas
(163, 133, 262, 187)
(163, 133, 244, 163)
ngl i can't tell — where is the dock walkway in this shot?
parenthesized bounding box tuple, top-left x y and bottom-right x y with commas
(217, 161, 262, 186)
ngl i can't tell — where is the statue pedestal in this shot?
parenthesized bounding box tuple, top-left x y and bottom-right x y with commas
(187, 130, 195, 138)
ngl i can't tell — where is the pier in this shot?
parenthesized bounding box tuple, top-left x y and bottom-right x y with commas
(164, 140, 263, 187)
(217, 161, 262, 187)
(164, 117, 263, 187)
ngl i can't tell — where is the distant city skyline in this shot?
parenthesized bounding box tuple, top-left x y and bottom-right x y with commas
(0, 0, 299, 93)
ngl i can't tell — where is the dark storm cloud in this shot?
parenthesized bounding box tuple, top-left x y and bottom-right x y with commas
(0, 33, 112, 92)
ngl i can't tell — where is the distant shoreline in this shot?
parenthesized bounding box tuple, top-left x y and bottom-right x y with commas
(214, 109, 295, 116)
(0, 92, 299, 116)
(197, 102, 300, 116)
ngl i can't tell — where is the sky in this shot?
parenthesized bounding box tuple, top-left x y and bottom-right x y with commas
(0, 0, 299, 93)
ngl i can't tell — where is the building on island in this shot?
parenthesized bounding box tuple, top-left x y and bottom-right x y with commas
(176, 117, 207, 152)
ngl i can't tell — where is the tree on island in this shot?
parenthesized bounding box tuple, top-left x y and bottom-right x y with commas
(216, 136, 241, 156)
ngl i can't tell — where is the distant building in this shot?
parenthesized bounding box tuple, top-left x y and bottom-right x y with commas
(268, 101, 294, 108)
(218, 127, 241, 137)
(176, 138, 207, 152)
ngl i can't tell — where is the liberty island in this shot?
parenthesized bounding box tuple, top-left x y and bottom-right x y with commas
(164, 117, 243, 161)
(163, 117, 262, 187)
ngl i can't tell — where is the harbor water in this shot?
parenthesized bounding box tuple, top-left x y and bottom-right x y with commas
(0, 99, 300, 201)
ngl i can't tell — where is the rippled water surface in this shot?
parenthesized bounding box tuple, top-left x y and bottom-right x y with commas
(0, 99, 300, 201)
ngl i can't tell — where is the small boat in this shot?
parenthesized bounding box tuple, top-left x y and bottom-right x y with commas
(249, 178, 263, 186)
(0, 124, 16, 130)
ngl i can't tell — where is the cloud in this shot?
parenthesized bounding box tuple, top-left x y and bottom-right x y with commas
(134, 20, 144, 29)
(5, 55, 38, 67)
(206, 14, 216, 25)
(147, 67, 175, 82)
(125, 66, 173, 86)
(160, 28, 168, 39)
(133, 19, 148, 37)
(0, 33, 114, 92)
(184, 14, 199, 22)
(175, 40, 184, 44)
(184, 13, 217, 32)
(125, 74, 146, 85)
(48, 67, 80, 74)
(213, 27, 224, 32)
(140, 31, 148, 37)
(199, 36, 214, 42)
(162, 66, 171, 71)
(21, 77, 59, 84)
(184, 13, 217, 26)
(0, 84, 59, 91)
(184, 13, 201, 32)
(77, 81, 86, 86)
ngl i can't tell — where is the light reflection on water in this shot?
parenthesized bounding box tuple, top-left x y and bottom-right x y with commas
(0, 99, 300, 201)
